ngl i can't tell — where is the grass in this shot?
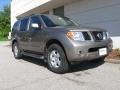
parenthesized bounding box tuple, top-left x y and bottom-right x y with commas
(0, 37, 9, 41)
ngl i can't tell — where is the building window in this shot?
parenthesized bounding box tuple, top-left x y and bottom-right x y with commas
(53, 6, 64, 17)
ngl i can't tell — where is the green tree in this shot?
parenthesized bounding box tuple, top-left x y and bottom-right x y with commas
(0, 5, 10, 39)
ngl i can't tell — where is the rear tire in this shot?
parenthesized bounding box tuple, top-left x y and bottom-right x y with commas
(47, 44, 69, 74)
(12, 42, 22, 59)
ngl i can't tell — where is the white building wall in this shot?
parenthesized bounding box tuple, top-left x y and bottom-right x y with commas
(11, 0, 51, 28)
(65, 0, 120, 48)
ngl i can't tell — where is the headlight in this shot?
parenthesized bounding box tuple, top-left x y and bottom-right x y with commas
(67, 32, 85, 41)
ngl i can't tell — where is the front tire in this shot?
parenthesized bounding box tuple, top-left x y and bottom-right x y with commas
(47, 44, 69, 74)
(12, 42, 22, 59)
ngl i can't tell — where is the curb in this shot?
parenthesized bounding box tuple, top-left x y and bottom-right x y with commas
(105, 59, 120, 64)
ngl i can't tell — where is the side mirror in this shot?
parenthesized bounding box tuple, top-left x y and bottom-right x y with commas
(31, 23, 41, 30)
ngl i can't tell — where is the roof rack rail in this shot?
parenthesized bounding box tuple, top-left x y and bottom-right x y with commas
(17, 14, 37, 20)
(29, 14, 36, 16)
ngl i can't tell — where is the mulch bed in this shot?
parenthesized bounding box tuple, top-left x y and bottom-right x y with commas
(107, 49, 120, 60)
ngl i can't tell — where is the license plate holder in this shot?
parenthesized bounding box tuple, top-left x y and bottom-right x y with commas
(99, 48, 107, 56)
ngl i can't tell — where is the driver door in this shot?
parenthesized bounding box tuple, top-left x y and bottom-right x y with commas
(27, 16, 45, 53)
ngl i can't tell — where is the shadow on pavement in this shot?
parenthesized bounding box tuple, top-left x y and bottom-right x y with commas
(21, 56, 105, 73)
(22, 56, 47, 68)
(69, 60, 105, 73)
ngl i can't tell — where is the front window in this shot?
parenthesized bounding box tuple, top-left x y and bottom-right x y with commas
(41, 15, 78, 27)
(30, 16, 41, 30)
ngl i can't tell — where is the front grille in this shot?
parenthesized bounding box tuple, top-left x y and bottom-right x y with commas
(91, 31, 107, 40)
(82, 32, 91, 40)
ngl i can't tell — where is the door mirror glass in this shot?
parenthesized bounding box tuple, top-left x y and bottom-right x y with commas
(31, 23, 40, 29)
(30, 16, 42, 30)
(31, 23, 41, 30)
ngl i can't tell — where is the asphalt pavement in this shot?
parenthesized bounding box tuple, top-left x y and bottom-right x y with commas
(0, 41, 120, 90)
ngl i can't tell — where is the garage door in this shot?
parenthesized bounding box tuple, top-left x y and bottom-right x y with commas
(65, 0, 120, 36)
(64, 0, 120, 48)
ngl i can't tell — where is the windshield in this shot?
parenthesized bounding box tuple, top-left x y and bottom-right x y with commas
(41, 15, 78, 27)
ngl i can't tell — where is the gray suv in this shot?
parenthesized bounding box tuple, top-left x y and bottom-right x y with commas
(11, 14, 113, 73)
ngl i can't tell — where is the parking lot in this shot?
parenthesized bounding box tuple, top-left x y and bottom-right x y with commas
(0, 42, 120, 90)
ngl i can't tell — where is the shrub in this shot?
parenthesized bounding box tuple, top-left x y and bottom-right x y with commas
(0, 5, 10, 40)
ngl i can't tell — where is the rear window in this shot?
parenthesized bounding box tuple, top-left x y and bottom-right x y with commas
(20, 18, 29, 31)
(12, 21, 20, 31)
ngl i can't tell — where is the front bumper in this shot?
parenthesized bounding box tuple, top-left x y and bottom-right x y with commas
(65, 39, 113, 62)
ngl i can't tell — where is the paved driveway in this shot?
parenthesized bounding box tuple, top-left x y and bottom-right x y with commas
(0, 42, 120, 90)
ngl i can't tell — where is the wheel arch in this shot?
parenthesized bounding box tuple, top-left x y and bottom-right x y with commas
(12, 39, 17, 52)
(45, 39, 68, 60)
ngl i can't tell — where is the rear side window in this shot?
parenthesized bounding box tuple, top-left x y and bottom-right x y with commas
(12, 21, 20, 31)
(20, 18, 29, 31)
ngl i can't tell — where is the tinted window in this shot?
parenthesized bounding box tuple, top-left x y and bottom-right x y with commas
(30, 16, 41, 30)
(41, 15, 78, 27)
(12, 21, 20, 31)
(20, 18, 29, 31)
(41, 15, 56, 27)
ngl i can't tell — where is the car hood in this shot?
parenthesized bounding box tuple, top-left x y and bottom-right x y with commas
(48, 26, 107, 32)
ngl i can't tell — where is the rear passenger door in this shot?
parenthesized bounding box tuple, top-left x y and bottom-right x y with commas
(18, 18, 29, 50)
